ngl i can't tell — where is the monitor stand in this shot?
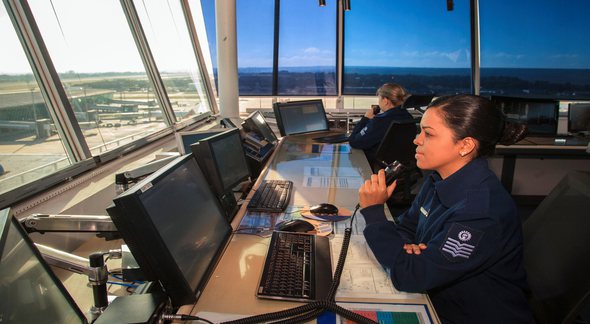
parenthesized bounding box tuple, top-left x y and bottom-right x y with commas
(219, 191, 239, 221)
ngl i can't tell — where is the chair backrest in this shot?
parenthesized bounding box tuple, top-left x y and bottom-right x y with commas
(374, 119, 420, 206)
(402, 94, 435, 111)
(523, 170, 590, 324)
(375, 119, 418, 166)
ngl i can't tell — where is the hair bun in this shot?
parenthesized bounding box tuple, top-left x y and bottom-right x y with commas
(499, 122, 528, 145)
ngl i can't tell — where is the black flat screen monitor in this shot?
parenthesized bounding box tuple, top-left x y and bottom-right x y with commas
(175, 129, 226, 155)
(191, 128, 251, 219)
(107, 154, 232, 307)
(243, 111, 278, 143)
(0, 208, 87, 323)
(272, 99, 330, 136)
(568, 103, 590, 134)
(491, 96, 558, 136)
(190, 128, 250, 196)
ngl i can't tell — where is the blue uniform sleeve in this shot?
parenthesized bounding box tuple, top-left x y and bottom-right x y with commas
(393, 197, 421, 242)
(388, 177, 432, 242)
(347, 117, 369, 148)
(364, 189, 507, 293)
(361, 204, 418, 244)
(348, 117, 390, 150)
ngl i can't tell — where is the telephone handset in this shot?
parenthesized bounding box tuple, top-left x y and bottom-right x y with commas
(383, 160, 405, 186)
(371, 104, 381, 115)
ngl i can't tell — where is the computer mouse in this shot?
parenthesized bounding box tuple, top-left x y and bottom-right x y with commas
(309, 203, 339, 215)
(277, 219, 315, 233)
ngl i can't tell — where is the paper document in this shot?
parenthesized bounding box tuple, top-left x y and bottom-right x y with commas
(303, 166, 361, 177)
(330, 234, 423, 300)
(302, 176, 365, 188)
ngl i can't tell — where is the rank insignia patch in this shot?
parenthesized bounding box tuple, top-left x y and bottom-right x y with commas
(440, 223, 483, 262)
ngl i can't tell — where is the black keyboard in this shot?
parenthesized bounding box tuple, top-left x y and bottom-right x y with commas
(261, 111, 275, 119)
(258, 232, 315, 301)
(247, 180, 293, 213)
(313, 133, 349, 143)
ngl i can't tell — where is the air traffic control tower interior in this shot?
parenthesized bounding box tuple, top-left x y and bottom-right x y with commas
(1, 0, 589, 323)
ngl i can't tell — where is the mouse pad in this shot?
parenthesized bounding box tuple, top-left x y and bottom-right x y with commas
(301, 206, 352, 222)
(302, 219, 332, 236)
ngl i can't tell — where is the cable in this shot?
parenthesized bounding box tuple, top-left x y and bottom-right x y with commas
(161, 314, 214, 323)
(107, 281, 138, 288)
(223, 303, 318, 324)
(109, 273, 144, 284)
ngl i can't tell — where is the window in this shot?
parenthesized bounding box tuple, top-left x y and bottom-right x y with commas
(0, 4, 71, 196)
(188, 0, 217, 97)
(236, 0, 274, 95)
(343, 0, 471, 97)
(28, 0, 168, 156)
(277, 0, 337, 96)
(480, 0, 590, 99)
(134, 0, 213, 121)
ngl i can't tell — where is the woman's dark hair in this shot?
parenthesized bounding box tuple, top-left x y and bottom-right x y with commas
(427, 94, 528, 157)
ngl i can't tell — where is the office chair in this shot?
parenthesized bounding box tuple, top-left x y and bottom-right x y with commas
(523, 170, 590, 324)
(402, 94, 435, 111)
(374, 119, 421, 206)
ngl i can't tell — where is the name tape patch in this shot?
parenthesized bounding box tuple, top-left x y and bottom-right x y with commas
(420, 206, 429, 217)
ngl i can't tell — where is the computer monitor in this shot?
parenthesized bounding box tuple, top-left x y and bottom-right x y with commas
(190, 128, 251, 219)
(107, 154, 232, 307)
(0, 208, 87, 323)
(491, 96, 558, 136)
(243, 111, 278, 143)
(568, 103, 590, 134)
(220, 117, 238, 129)
(272, 99, 330, 136)
(175, 129, 226, 155)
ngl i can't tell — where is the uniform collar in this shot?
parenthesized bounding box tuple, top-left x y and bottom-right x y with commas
(375, 105, 405, 118)
(429, 158, 490, 207)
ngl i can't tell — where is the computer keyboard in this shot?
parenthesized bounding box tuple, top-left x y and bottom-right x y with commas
(247, 180, 293, 213)
(261, 111, 275, 119)
(257, 232, 316, 301)
(313, 133, 349, 143)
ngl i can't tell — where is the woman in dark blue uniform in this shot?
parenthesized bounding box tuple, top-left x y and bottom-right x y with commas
(358, 94, 532, 323)
(348, 83, 413, 167)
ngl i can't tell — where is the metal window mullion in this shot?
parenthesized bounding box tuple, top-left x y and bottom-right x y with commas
(271, 0, 280, 96)
(470, 0, 480, 95)
(4, 0, 92, 162)
(120, 0, 176, 126)
(181, 0, 219, 115)
(336, 0, 344, 108)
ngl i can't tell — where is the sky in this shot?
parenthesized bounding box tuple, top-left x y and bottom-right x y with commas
(2, 0, 590, 75)
(203, 0, 590, 69)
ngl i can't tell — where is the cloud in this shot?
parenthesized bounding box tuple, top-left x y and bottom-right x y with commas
(493, 52, 524, 60)
(443, 49, 461, 62)
(550, 53, 579, 59)
(277, 47, 335, 66)
(303, 47, 322, 54)
(400, 49, 464, 62)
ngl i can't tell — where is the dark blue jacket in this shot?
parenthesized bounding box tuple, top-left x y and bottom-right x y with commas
(348, 106, 413, 165)
(361, 158, 531, 324)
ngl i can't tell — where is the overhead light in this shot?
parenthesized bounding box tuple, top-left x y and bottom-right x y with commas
(343, 0, 351, 11)
(319, 0, 326, 7)
(447, 0, 453, 11)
